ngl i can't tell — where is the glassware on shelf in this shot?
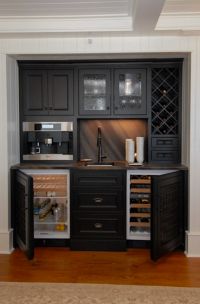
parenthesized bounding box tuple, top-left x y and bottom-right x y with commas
(84, 77, 106, 95)
(119, 73, 142, 97)
(83, 97, 106, 111)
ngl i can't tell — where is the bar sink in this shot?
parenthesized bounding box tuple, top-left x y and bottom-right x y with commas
(86, 162, 115, 167)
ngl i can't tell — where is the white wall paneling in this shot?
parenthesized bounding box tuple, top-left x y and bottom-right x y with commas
(0, 54, 13, 253)
(0, 35, 199, 255)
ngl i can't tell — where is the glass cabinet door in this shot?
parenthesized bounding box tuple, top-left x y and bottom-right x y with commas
(114, 69, 147, 115)
(79, 69, 111, 115)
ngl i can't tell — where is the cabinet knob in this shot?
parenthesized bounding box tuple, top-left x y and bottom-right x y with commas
(115, 106, 118, 110)
(106, 106, 110, 110)
(94, 223, 103, 229)
(93, 197, 103, 203)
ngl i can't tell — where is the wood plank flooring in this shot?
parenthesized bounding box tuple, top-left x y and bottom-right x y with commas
(1, 248, 200, 287)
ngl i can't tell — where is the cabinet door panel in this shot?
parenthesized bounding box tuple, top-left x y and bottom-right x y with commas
(151, 171, 183, 261)
(114, 69, 147, 115)
(72, 189, 123, 211)
(71, 213, 125, 239)
(15, 170, 34, 260)
(48, 70, 73, 115)
(71, 170, 124, 188)
(22, 70, 48, 115)
(151, 137, 179, 149)
(79, 69, 111, 115)
(151, 150, 179, 163)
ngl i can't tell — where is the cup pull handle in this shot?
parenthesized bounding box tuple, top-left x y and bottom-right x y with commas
(93, 197, 103, 203)
(94, 223, 103, 229)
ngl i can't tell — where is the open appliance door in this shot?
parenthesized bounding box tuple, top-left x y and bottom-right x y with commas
(151, 170, 184, 261)
(15, 170, 34, 260)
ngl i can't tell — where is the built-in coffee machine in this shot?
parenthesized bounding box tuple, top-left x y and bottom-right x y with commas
(22, 122, 73, 161)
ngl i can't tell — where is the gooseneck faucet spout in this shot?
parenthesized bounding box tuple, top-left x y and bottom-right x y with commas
(97, 127, 103, 163)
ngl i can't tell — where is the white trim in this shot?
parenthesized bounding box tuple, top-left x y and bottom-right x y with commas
(0, 229, 14, 253)
(0, 16, 132, 33)
(185, 231, 200, 257)
(156, 13, 200, 31)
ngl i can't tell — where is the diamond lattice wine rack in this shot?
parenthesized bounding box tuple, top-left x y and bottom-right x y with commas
(151, 67, 179, 135)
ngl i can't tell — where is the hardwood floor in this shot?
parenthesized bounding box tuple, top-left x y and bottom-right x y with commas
(1, 248, 200, 287)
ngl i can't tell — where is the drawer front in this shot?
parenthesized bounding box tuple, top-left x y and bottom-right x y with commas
(151, 137, 179, 149)
(72, 190, 124, 211)
(151, 150, 179, 162)
(71, 213, 125, 239)
(71, 170, 124, 188)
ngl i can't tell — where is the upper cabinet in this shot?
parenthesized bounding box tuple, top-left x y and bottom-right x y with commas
(113, 69, 147, 115)
(78, 67, 147, 117)
(20, 66, 74, 116)
(78, 69, 111, 116)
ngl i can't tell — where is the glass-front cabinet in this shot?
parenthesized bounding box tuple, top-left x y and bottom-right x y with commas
(114, 69, 147, 115)
(79, 69, 111, 115)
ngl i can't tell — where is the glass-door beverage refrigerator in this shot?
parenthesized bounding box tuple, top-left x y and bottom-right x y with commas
(12, 169, 70, 259)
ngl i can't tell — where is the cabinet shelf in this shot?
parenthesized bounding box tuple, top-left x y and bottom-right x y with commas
(34, 230, 69, 239)
(130, 188, 151, 193)
(130, 213, 150, 218)
(34, 196, 68, 199)
(130, 222, 150, 228)
(130, 203, 151, 208)
(130, 179, 151, 184)
(34, 214, 67, 225)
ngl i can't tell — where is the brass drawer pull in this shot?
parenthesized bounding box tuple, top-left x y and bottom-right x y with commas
(94, 223, 103, 229)
(93, 197, 103, 203)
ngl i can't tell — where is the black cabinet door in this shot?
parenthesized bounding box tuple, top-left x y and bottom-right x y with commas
(151, 171, 183, 261)
(114, 69, 147, 115)
(48, 69, 74, 115)
(22, 70, 48, 115)
(71, 189, 124, 211)
(15, 170, 34, 260)
(78, 69, 111, 116)
(71, 212, 125, 239)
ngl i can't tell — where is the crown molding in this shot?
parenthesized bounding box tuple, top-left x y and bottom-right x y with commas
(0, 16, 132, 33)
(156, 13, 200, 31)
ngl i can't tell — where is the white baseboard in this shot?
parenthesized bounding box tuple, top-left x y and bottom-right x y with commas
(185, 231, 200, 257)
(0, 229, 14, 254)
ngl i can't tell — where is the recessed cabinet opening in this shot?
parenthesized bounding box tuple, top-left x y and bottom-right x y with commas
(78, 119, 148, 162)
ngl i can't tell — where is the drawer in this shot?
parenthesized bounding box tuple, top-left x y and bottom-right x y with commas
(71, 213, 125, 239)
(151, 150, 179, 162)
(71, 170, 124, 188)
(151, 137, 179, 149)
(71, 190, 124, 211)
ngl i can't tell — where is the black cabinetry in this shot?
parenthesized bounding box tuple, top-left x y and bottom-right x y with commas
(19, 65, 74, 116)
(70, 169, 126, 250)
(149, 63, 182, 163)
(18, 59, 183, 164)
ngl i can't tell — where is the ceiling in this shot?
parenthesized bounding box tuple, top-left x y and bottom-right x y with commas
(0, 0, 199, 36)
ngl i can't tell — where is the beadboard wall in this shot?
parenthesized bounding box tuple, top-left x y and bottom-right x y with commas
(0, 35, 199, 256)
